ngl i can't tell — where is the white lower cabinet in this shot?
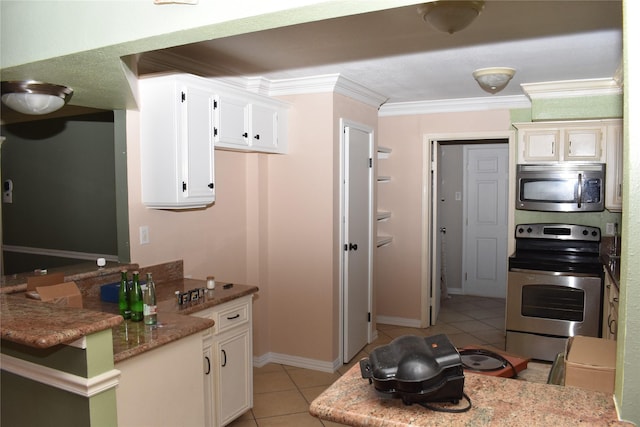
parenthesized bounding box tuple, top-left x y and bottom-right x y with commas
(115, 332, 206, 427)
(194, 295, 254, 427)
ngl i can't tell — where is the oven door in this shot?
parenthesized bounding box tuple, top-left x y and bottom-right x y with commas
(506, 269, 603, 338)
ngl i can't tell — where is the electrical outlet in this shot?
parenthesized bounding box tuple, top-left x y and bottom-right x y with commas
(139, 226, 150, 245)
(605, 223, 615, 236)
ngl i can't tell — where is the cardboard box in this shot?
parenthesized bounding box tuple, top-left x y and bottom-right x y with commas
(36, 282, 83, 308)
(564, 335, 616, 393)
(27, 272, 65, 291)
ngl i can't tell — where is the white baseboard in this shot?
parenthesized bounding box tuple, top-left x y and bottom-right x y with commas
(253, 352, 341, 373)
(375, 315, 422, 328)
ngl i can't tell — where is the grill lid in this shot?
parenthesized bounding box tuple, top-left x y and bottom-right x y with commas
(360, 334, 464, 405)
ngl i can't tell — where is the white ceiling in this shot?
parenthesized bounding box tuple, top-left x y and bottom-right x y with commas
(138, 1, 623, 105)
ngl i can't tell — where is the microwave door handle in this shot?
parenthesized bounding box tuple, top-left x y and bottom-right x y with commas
(577, 173, 583, 208)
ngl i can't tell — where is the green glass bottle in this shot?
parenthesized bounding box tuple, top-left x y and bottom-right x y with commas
(118, 270, 131, 319)
(143, 272, 158, 325)
(130, 271, 144, 322)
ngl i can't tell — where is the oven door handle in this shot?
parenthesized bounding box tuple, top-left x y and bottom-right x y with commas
(509, 268, 601, 278)
(577, 173, 583, 209)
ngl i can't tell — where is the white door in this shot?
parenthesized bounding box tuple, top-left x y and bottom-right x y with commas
(463, 144, 509, 298)
(342, 123, 373, 363)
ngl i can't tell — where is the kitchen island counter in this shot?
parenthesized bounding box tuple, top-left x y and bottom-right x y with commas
(310, 363, 631, 426)
(92, 279, 258, 362)
(1, 276, 257, 362)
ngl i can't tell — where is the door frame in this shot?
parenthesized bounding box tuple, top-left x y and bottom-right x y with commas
(339, 119, 375, 363)
(421, 131, 516, 327)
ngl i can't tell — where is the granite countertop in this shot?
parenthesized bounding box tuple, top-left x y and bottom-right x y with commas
(0, 293, 123, 348)
(310, 364, 631, 427)
(0, 261, 137, 294)
(83, 278, 259, 363)
(1, 272, 258, 363)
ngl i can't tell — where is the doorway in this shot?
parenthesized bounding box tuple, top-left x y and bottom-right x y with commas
(423, 133, 514, 327)
(340, 120, 374, 363)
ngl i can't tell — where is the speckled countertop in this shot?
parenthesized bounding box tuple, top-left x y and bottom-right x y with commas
(310, 364, 631, 426)
(0, 261, 137, 294)
(0, 262, 258, 364)
(83, 278, 258, 363)
(0, 293, 123, 348)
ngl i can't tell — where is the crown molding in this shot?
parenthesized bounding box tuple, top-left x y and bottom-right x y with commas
(378, 95, 531, 117)
(521, 78, 622, 100)
(263, 74, 388, 108)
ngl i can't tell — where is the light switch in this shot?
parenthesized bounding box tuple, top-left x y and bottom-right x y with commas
(139, 226, 150, 245)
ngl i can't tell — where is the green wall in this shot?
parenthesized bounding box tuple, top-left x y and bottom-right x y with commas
(1, 112, 118, 274)
(0, 329, 118, 427)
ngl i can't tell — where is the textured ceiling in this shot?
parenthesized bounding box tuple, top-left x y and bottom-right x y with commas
(138, 1, 623, 104)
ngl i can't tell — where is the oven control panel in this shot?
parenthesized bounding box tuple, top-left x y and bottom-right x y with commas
(515, 223, 600, 241)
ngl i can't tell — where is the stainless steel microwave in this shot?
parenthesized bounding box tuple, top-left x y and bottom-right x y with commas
(516, 163, 605, 212)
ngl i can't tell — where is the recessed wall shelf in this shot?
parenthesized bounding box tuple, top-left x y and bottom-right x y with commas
(377, 211, 391, 221)
(377, 236, 393, 247)
(377, 146, 392, 160)
(376, 146, 392, 249)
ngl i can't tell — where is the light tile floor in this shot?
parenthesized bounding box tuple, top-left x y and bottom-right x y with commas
(228, 295, 549, 426)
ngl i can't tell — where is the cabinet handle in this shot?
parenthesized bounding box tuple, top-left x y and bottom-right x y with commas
(227, 314, 240, 320)
(254, 134, 260, 140)
(242, 132, 248, 138)
(205, 356, 211, 375)
(221, 349, 227, 367)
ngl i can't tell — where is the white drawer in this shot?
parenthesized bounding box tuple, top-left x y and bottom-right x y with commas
(193, 296, 251, 335)
(214, 299, 250, 334)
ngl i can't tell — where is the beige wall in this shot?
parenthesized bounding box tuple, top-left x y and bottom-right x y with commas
(127, 90, 376, 365)
(377, 109, 513, 322)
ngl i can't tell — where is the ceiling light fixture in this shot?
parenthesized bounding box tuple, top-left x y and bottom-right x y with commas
(417, 1, 485, 34)
(472, 67, 516, 94)
(1, 81, 73, 115)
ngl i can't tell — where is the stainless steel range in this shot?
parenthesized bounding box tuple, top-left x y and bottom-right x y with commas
(506, 223, 604, 361)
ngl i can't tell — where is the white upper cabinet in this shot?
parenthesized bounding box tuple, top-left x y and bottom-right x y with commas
(214, 93, 249, 148)
(605, 121, 623, 212)
(214, 87, 288, 154)
(564, 127, 603, 161)
(514, 119, 623, 212)
(515, 121, 606, 163)
(139, 74, 216, 209)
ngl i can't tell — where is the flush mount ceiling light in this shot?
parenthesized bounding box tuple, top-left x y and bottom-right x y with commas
(472, 67, 516, 94)
(417, 1, 485, 34)
(1, 81, 73, 115)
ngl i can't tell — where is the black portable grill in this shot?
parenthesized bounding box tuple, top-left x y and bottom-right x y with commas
(359, 334, 464, 406)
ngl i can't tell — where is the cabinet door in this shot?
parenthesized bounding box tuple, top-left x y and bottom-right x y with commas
(521, 130, 559, 162)
(249, 103, 278, 151)
(217, 330, 252, 426)
(605, 122, 623, 211)
(202, 335, 214, 427)
(564, 127, 603, 161)
(183, 85, 216, 202)
(215, 94, 250, 148)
